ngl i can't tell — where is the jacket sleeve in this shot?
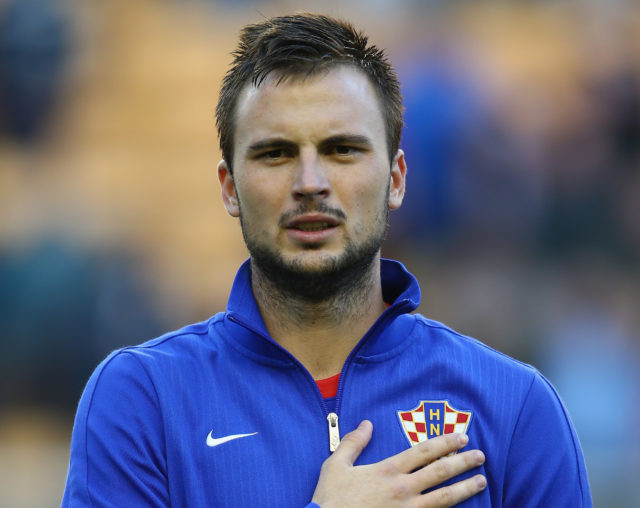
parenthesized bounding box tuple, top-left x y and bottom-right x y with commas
(62, 350, 169, 507)
(503, 371, 592, 507)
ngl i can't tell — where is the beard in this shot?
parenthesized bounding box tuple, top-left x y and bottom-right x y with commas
(239, 197, 390, 303)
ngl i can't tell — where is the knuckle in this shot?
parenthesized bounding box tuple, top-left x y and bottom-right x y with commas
(444, 433, 462, 450)
(415, 434, 458, 463)
(389, 480, 411, 500)
(414, 441, 437, 463)
(379, 459, 401, 476)
(339, 431, 360, 447)
(436, 485, 454, 506)
(320, 455, 337, 472)
(432, 458, 452, 481)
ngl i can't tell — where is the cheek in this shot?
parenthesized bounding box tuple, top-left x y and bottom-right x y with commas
(237, 175, 283, 208)
(236, 177, 291, 231)
(349, 177, 389, 211)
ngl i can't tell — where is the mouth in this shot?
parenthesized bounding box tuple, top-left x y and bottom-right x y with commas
(286, 214, 339, 231)
(285, 214, 340, 242)
(289, 221, 336, 232)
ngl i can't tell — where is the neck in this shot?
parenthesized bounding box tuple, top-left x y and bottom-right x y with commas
(251, 256, 387, 379)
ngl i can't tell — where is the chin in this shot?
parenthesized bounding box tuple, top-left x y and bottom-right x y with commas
(283, 251, 344, 273)
(244, 212, 386, 300)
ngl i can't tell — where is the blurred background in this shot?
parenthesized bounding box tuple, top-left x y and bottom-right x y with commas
(1, 0, 638, 506)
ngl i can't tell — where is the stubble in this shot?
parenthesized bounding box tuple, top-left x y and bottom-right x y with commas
(239, 182, 391, 322)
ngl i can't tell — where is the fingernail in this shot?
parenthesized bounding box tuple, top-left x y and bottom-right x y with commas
(476, 475, 487, 490)
(458, 434, 469, 446)
(474, 450, 485, 464)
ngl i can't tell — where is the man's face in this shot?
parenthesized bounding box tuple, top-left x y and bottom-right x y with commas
(219, 65, 406, 292)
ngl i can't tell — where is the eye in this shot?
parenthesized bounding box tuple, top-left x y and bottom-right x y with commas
(327, 145, 361, 158)
(258, 148, 293, 164)
(334, 145, 353, 155)
(265, 149, 285, 159)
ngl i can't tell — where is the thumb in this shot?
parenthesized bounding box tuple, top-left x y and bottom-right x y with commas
(332, 420, 373, 466)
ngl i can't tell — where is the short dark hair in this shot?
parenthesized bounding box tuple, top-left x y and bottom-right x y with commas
(215, 13, 403, 170)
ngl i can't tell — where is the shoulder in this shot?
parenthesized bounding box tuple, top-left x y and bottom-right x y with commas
(409, 315, 580, 432)
(411, 314, 538, 377)
(80, 313, 226, 401)
(107, 313, 225, 366)
(405, 314, 554, 419)
(125, 314, 222, 353)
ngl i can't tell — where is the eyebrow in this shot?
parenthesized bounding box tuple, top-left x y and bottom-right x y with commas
(246, 134, 374, 155)
(246, 138, 298, 155)
(318, 134, 373, 151)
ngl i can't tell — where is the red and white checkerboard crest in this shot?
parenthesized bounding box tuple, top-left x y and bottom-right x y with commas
(397, 401, 472, 446)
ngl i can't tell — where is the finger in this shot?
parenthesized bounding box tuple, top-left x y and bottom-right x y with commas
(386, 433, 469, 473)
(408, 449, 485, 493)
(331, 420, 373, 466)
(418, 474, 487, 508)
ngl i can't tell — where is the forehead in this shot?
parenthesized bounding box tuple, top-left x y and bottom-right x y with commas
(233, 66, 386, 147)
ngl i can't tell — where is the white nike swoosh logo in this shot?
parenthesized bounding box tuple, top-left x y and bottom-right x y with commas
(206, 430, 258, 447)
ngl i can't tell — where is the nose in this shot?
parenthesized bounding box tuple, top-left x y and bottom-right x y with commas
(291, 149, 330, 200)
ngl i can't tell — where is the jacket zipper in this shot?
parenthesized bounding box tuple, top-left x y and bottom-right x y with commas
(327, 412, 340, 452)
(227, 301, 412, 454)
(228, 314, 340, 451)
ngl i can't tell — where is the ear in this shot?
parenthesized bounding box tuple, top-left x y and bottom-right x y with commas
(218, 159, 240, 217)
(388, 149, 407, 210)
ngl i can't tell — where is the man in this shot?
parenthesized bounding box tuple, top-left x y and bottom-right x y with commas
(62, 14, 592, 507)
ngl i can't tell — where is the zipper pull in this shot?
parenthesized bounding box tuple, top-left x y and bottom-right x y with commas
(327, 412, 340, 452)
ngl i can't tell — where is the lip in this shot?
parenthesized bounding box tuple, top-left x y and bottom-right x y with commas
(285, 214, 340, 243)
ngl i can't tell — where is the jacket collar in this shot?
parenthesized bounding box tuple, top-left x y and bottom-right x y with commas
(220, 258, 421, 363)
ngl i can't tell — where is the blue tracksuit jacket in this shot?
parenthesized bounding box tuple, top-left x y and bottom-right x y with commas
(62, 259, 592, 507)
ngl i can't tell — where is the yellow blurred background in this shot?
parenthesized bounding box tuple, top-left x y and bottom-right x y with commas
(1, 0, 639, 506)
